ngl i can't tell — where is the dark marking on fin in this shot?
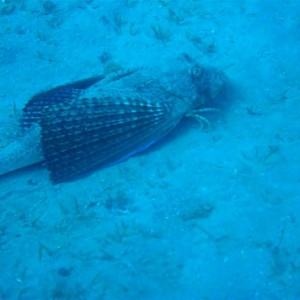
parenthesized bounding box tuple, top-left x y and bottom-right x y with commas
(52, 75, 105, 90)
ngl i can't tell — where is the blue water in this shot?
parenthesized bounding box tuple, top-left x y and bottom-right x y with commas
(0, 1, 299, 299)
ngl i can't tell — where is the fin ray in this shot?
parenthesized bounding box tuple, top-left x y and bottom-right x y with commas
(40, 96, 181, 183)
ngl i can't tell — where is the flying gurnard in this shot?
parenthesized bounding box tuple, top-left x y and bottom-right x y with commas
(0, 61, 226, 183)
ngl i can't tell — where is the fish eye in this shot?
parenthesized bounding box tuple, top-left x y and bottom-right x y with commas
(192, 66, 203, 77)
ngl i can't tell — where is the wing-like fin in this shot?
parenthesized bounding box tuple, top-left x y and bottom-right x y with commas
(21, 75, 105, 128)
(40, 96, 182, 183)
(21, 72, 138, 129)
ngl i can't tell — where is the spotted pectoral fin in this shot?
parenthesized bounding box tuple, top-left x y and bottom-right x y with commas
(21, 71, 139, 129)
(40, 96, 181, 183)
(21, 75, 105, 128)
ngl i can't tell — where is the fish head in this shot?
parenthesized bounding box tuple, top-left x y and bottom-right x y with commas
(189, 64, 226, 108)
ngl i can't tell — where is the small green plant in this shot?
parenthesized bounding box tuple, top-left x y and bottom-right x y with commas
(125, 0, 138, 7)
(167, 8, 184, 25)
(38, 242, 53, 260)
(151, 24, 171, 42)
(113, 13, 127, 35)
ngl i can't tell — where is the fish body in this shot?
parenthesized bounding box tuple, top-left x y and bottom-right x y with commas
(0, 62, 225, 183)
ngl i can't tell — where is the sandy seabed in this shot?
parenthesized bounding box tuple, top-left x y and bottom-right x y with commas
(0, 1, 299, 299)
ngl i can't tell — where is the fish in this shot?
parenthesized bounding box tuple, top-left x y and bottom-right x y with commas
(0, 62, 226, 183)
